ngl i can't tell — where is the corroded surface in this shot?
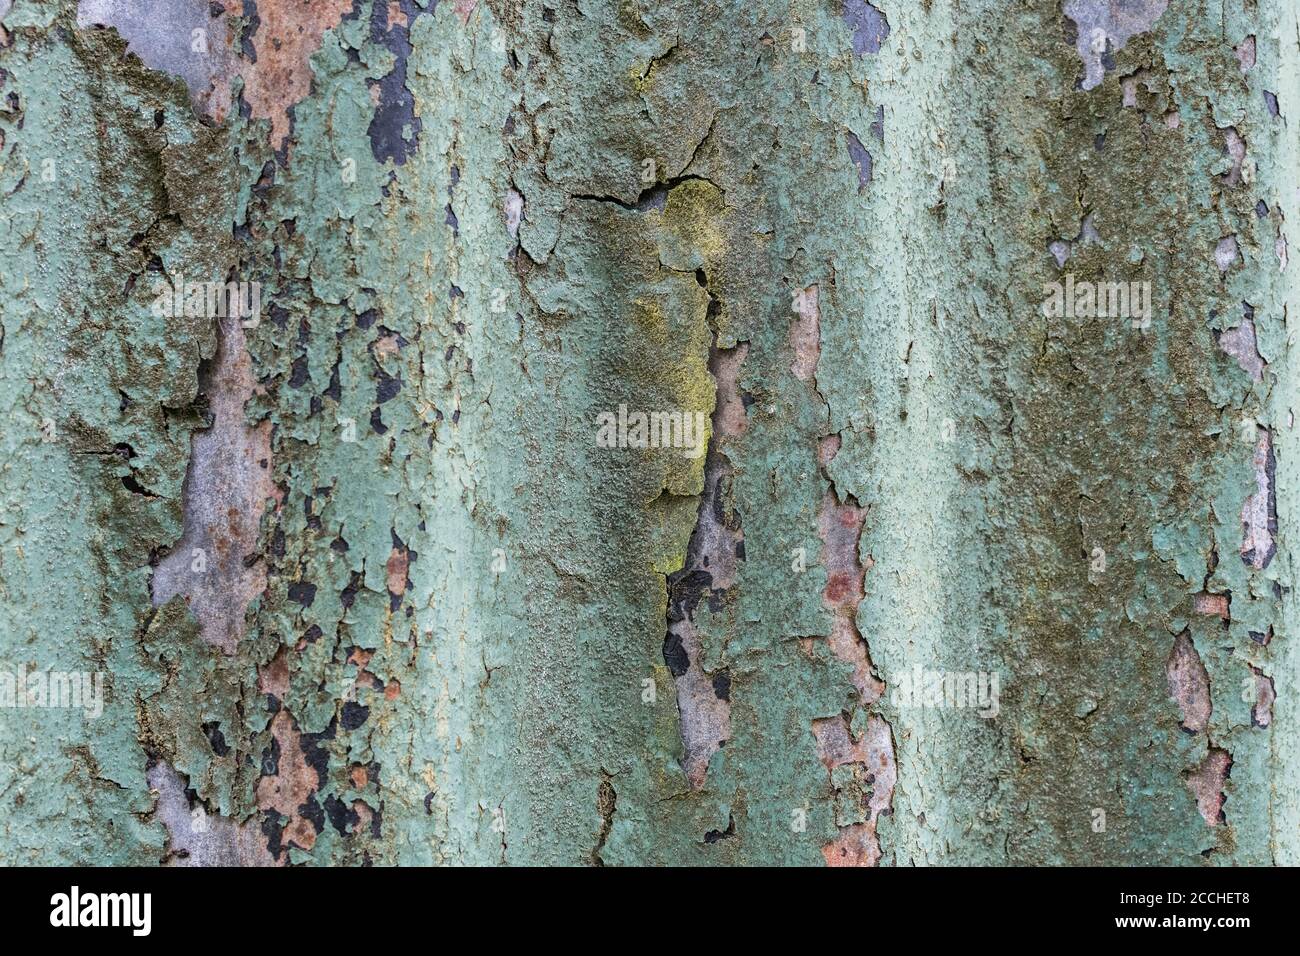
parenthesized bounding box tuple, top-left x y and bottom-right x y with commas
(0, 0, 1296, 866)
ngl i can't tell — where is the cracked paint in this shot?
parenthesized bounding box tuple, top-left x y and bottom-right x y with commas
(2, 0, 1297, 870)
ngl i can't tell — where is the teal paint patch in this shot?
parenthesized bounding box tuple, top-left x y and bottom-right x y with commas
(1, 0, 1297, 868)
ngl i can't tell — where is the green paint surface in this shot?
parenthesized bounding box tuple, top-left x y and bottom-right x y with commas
(0, 0, 1296, 865)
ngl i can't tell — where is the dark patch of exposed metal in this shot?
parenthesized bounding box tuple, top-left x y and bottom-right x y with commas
(324, 793, 361, 834)
(1264, 433, 1278, 564)
(367, 0, 431, 165)
(341, 701, 370, 730)
(845, 131, 873, 189)
(202, 720, 231, 756)
(842, 0, 890, 56)
(240, 0, 260, 61)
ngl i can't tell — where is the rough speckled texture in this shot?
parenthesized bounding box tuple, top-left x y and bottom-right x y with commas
(0, 0, 1296, 865)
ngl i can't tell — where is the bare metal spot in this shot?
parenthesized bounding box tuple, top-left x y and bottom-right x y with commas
(1219, 128, 1247, 187)
(1166, 630, 1211, 732)
(76, 0, 235, 119)
(842, 0, 890, 57)
(1235, 35, 1256, 73)
(1185, 747, 1231, 826)
(1064, 0, 1168, 92)
(1049, 215, 1099, 268)
(255, 709, 321, 852)
(1049, 239, 1072, 268)
(1241, 429, 1275, 570)
(813, 714, 895, 866)
(1217, 314, 1265, 381)
(845, 131, 873, 190)
(1251, 667, 1274, 728)
(1193, 592, 1229, 619)
(1121, 69, 1151, 107)
(240, 0, 354, 152)
(454, 0, 477, 24)
(712, 343, 750, 439)
(818, 433, 842, 467)
(505, 189, 525, 239)
(152, 319, 275, 654)
(258, 645, 291, 699)
(1215, 235, 1240, 272)
(818, 493, 883, 705)
(789, 285, 820, 382)
(386, 545, 409, 596)
(668, 618, 732, 789)
(149, 762, 276, 866)
(664, 344, 747, 789)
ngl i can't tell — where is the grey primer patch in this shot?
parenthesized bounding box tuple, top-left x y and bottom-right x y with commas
(870, 105, 884, 143)
(1241, 428, 1277, 570)
(149, 762, 275, 865)
(1251, 668, 1275, 728)
(842, 0, 890, 57)
(367, 0, 430, 165)
(663, 343, 748, 790)
(1216, 307, 1265, 381)
(1063, 0, 1169, 91)
(845, 131, 873, 190)
(152, 318, 274, 654)
(1166, 631, 1211, 733)
(76, 0, 232, 114)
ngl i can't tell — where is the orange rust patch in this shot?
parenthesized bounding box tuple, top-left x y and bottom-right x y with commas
(711, 343, 750, 439)
(349, 764, 369, 789)
(384, 679, 402, 701)
(1193, 592, 1229, 619)
(258, 646, 291, 699)
(283, 815, 317, 852)
(822, 822, 879, 867)
(386, 546, 410, 597)
(1186, 748, 1232, 827)
(817, 492, 883, 704)
(255, 710, 321, 853)
(239, 0, 354, 152)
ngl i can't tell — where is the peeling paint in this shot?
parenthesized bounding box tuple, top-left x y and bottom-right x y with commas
(152, 318, 275, 654)
(1064, 0, 1168, 92)
(1166, 630, 1211, 733)
(149, 762, 275, 866)
(1241, 429, 1276, 570)
(1186, 748, 1231, 827)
